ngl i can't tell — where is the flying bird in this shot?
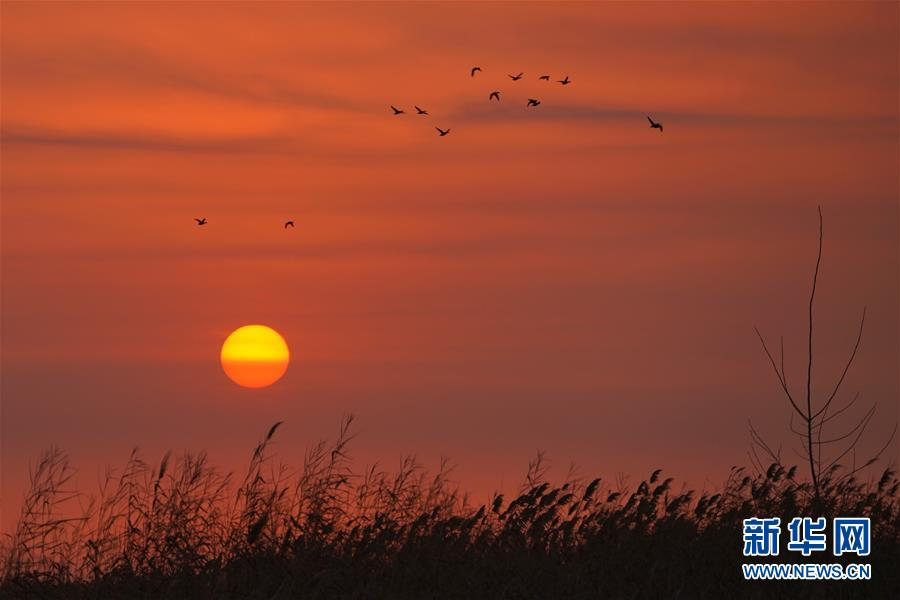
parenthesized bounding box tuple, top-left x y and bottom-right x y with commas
(647, 116, 663, 132)
(526, 98, 541, 107)
(558, 76, 571, 85)
(194, 218, 207, 226)
(284, 220, 295, 229)
(415, 106, 429, 115)
(390, 105, 405, 115)
(508, 72, 524, 81)
(489, 91, 501, 101)
(435, 127, 450, 137)
(470, 66, 482, 77)
(539, 75, 550, 81)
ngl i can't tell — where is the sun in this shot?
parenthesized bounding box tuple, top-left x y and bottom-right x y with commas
(220, 325, 290, 388)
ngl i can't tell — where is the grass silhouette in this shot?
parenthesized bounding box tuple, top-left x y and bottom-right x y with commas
(2, 416, 897, 599)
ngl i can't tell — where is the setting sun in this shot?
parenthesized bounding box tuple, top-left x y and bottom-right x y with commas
(220, 325, 290, 388)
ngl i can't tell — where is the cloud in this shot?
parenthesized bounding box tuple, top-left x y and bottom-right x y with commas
(445, 100, 894, 129)
(0, 125, 294, 154)
(2, 37, 373, 115)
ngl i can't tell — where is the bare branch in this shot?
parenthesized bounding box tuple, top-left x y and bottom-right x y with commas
(789, 412, 807, 438)
(819, 392, 861, 427)
(754, 327, 806, 419)
(818, 404, 876, 445)
(811, 307, 866, 421)
(822, 407, 877, 473)
(803, 205, 824, 497)
(748, 420, 782, 466)
(780, 336, 788, 387)
(834, 424, 898, 484)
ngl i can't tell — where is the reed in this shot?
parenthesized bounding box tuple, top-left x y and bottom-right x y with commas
(2, 417, 897, 599)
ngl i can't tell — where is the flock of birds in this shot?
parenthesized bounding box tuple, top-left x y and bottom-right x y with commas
(194, 66, 664, 226)
(388, 66, 582, 138)
(388, 66, 663, 138)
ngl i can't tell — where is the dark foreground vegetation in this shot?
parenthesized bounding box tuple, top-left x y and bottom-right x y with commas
(2, 418, 898, 599)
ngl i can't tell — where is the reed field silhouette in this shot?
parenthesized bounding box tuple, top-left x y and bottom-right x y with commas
(1, 415, 898, 599)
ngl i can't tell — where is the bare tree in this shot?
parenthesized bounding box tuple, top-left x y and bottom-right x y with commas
(750, 206, 896, 499)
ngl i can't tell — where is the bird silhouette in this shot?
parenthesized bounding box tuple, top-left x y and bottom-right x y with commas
(558, 76, 571, 85)
(526, 98, 541, 107)
(435, 127, 450, 136)
(415, 106, 429, 115)
(470, 66, 482, 77)
(508, 72, 524, 81)
(539, 75, 550, 81)
(284, 220, 295, 229)
(390, 105, 405, 115)
(194, 217, 207, 226)
(489, 91, 501, 101)
(647, 116, 663, 132)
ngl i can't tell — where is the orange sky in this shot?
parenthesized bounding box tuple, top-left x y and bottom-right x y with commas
(2, 2, 898, 528)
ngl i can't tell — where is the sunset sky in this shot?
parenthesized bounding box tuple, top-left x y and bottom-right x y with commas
(2, 2, 897, 528)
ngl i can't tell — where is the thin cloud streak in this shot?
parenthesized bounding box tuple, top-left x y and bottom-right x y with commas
(2, 40, 376, 116)
(1, 127, 295, 154)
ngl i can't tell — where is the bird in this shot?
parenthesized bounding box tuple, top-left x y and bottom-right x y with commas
(435, 127, 450, 136)
(526, 98, 541, 107)
(470, 66, 482, 77)
(558, 76, 571, 85)
(415, 106, 429, 115)
(284, 220, 295, 229)
(508, 72, 524, 81)
(194, 217, 207, 226)
(647, 116, 663, 132)
(539, 75, 550, 81)
(390, 105, 404, 115)
(489, 91, 501, 101)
